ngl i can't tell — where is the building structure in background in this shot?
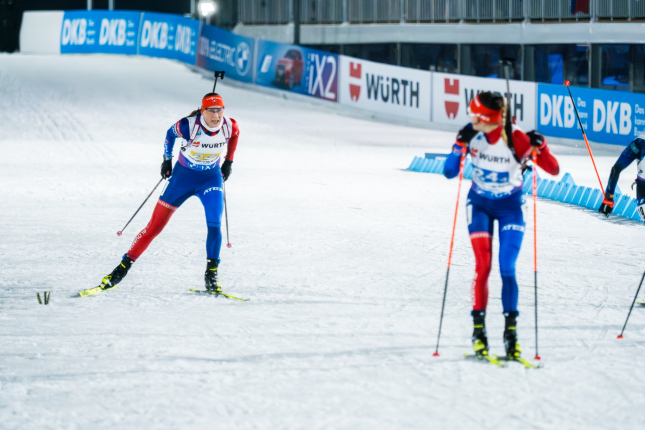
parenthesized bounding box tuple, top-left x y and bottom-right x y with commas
(4, 0, 645, 94)
(234, 0, 645, 94)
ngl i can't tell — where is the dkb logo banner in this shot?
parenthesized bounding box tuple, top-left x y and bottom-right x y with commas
(60, 10, 140, 55)
(538, 83, 645, 146)
(196, 24, 255, 83)
(139, 12, 200, 65)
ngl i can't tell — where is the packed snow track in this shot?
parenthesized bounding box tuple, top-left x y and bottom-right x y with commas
(1, 54, 644, 430)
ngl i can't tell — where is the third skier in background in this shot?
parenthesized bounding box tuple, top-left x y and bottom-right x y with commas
(443, 91, 559, 359)
(598, 135, 645, 222)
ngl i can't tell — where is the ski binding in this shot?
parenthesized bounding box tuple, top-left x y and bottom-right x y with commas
(464, 352, 507, 368)
(189, 288, 249, 301)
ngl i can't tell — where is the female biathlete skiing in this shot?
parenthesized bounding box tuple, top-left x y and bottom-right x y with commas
(443, 92, 559, 359)
(598, 135, 645, 222)
(95, 93, 239, 295)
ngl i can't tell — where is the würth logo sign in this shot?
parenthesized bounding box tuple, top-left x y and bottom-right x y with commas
(348, 61, 420, 108)
(349, 62, 361, 101)
(441, 77, 525, 122)
(444, 78, 459, 119)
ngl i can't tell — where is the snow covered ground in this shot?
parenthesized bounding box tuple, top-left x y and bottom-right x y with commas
(1, 53, 645, 430)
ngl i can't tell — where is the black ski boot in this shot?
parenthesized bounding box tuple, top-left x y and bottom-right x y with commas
(100, 255, 134, 290)
(205, 259, 223, 294)
(503, 311, 522, 359)
(472, 311, 489, 357)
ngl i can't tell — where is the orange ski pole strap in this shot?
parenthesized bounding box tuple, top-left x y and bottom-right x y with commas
(564, 81, 606, 198)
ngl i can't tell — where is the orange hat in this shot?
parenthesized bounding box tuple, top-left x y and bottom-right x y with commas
(468, 94, 502, 124)
(202, 94, 224, 109)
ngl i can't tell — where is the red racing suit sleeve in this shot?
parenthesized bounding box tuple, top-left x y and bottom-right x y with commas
(226, 118, 240, 161)
(512, 129, 560, 176)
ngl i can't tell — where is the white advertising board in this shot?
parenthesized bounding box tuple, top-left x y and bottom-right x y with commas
(339, 55, 431, 122)
(20, 11, 64, 54)
(432, 72, 537, 131)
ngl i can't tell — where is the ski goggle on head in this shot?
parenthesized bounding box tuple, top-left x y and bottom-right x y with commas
(468, 94, 502, 124)
(202, 94, 225, 114)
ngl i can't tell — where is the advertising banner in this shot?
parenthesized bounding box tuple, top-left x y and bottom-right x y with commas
(432, 72, 537, 131)
(338, 56, 431, 121)
(537, 83, 645, 146)
(255, 39, 338, 102)
(139, 12, 200, 65)
(60, 10, 140, 55)
(196, 24, 254, 83)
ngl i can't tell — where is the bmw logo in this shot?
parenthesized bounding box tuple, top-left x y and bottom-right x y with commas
(236, 42, 251, 76)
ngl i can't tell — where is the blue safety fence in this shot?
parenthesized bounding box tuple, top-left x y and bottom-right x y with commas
(407, 154, 642, 222)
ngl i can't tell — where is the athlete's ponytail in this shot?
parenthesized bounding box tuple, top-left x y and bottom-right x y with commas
(186, 92, 222, 118)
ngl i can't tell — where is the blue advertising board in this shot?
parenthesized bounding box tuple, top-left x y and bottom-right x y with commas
(196, 25, 254, 83)
(60, 10, 140, 55)
(138, 12, 200, 65)
(537, 83, 645, 146)
(255, 39, 338, 102)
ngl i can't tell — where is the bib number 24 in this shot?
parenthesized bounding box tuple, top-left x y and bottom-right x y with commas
(472, 167, 509, 184)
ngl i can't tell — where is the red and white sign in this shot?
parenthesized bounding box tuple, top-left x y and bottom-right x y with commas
(432, 72, 537, 131)
(339, 56, 431, 122)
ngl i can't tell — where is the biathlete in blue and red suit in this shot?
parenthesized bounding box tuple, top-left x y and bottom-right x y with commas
(443, 91, 559, 359)
(97, 93, 239, 294)
(598, 135, 645, 221)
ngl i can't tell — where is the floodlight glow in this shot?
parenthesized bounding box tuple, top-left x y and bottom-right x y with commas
(198, 0, 217, 17)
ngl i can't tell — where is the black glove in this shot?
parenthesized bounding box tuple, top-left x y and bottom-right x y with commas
(221, 159, 233, 182)
(598, 198, 614, 218)
(161, 158, 172, 179)
(521, 164, 533, 175)
(527, 130, 545, 148)
(456, 124, 478, 145)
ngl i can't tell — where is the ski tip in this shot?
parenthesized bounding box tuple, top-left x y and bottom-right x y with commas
(432, 352, 440, 357)
(617, 334, 624, 339)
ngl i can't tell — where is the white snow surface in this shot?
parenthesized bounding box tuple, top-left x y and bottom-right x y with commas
(1, 54, 645, 430)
